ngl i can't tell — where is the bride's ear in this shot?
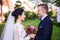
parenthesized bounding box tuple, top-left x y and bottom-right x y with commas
(18, 15, 21, 19)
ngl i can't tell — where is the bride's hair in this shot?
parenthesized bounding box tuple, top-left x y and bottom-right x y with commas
(12, 8, 24, 19)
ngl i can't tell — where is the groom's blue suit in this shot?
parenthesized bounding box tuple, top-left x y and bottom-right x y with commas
(34, 16, 53, 40)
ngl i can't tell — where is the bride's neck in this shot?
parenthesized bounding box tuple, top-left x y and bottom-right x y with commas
(16, 19, 21, 23)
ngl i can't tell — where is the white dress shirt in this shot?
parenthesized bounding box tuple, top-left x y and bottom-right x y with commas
(41, 14, 48, 21)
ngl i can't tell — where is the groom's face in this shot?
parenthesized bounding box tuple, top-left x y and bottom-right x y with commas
(38, 6, 43, 17)
(37, 6, 47, 17)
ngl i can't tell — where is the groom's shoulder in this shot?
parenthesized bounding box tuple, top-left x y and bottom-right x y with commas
(44, 16, 52, 22)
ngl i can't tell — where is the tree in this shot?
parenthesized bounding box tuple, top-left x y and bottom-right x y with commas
(14, 0, 21, 9)
(42, 0, 49, 3)
(54, 0, 60, 7)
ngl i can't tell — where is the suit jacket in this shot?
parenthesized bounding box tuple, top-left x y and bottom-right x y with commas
(34, 16, 53, 40)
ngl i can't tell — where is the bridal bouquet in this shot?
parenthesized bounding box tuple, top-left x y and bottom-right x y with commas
(26, 26, 36, 35)
(26, 26, 36, 40)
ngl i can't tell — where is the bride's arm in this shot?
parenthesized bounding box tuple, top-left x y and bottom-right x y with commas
(17, 25, 30, 40)
(17, 25, 35, 40)
(17, 26, 24, 40)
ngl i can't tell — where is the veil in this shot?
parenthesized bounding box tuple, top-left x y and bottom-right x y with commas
(0, 10, 15, 40)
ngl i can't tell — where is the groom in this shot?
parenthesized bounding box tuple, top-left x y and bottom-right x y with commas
(34, 4, 53, 40)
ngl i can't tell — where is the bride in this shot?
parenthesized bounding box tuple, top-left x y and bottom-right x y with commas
(1, 8, 35, 40)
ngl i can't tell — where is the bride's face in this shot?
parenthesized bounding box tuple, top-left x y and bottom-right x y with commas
(19, 12, 26, 21)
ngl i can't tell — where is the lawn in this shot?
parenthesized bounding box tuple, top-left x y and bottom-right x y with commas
(0, 19, 60, 40)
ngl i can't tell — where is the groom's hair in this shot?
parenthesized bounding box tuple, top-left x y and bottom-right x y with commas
(37, 4, 48, 13)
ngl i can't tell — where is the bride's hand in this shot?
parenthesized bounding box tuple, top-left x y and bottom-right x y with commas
(29, 34, 36, 38)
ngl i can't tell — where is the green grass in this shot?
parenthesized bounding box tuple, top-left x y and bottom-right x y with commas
(22, 19, 40, 29)
(0, 19, 60, 40)
(52, 25, 60, 40)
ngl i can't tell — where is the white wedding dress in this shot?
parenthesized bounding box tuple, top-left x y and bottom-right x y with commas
(0, 10, 30, 40)
(13, 23, 30, 40)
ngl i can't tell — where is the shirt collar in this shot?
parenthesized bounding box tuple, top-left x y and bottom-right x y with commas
(41, 14, 48, 21)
